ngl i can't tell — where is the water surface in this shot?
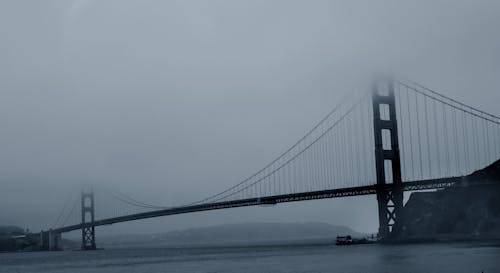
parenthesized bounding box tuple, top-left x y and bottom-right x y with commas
(1, 241, 499, 273)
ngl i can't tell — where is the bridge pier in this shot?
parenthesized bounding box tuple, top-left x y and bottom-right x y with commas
(39, 229, 62, 251)
(81, 189, 97, 250)
(372, 79, 404, 239)
(48, 229, 62, 251)
(39, 231, 48, 250)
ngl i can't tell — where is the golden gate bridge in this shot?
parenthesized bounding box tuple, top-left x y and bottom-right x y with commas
(38, 78, 500, 250)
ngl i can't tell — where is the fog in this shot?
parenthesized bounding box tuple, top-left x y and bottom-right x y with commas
(1, 0, 499, 235)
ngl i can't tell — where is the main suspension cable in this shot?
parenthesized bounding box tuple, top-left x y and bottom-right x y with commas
(207, 93, 370, 203)
(190, 92, 357, 205)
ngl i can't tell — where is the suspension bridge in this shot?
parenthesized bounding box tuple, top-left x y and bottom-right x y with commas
(37, 78, 500, 250)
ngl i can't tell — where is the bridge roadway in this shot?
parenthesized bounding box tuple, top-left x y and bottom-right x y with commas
(54, 177, 467, 234)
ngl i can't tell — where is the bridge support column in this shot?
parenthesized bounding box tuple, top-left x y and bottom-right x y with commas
(39, 231, 44, 250)
(48, 229, 61, 251)
(81, 189, 97, 250)
(372, 79, 404, 239)
(39, 230, 49, 251)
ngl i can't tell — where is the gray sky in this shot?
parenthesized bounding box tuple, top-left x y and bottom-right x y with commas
(1, 0, 500, 235)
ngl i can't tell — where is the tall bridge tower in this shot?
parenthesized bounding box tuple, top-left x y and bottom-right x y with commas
(372, 79, 404, 238)
(81, 189, 96, 250)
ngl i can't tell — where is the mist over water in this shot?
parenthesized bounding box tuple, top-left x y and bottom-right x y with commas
(1, 242, 499, 273)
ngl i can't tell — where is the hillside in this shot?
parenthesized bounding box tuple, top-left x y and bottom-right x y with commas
(0, 226, 26, 252)
(100, 222, 362, 247)
(391, 160, 500, 242)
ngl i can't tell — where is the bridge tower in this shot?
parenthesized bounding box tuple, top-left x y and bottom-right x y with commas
(81, 189, 97, 250)
(372, 79, 404, 239)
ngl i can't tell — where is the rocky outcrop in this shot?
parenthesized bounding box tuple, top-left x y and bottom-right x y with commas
(391, 160, 500, 242)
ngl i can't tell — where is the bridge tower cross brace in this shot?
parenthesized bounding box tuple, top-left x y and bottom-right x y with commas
(372, 79, 404, 239)
(81, 189, 97, 250)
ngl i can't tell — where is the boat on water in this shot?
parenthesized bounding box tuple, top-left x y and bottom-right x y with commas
(336, 235, 378, 245)
(336, 235, 353, 245)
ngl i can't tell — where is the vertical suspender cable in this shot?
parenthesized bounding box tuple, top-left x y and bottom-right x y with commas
(353, 108, 361, 185)
(452, 106, 460, 174)
(323, 133, 329, 189)
(314, 136, 320, 190)
(328, 126, 333, 190)
(288, 155, 293, 194)
(324, 129, 331, 189)
(472, 115, 480, 171)
(294, 146, 298, 193)
(433, 99, 442, 177)
(341, 118, 348, 187)
(415, 90, 424, 179)
(424, 94, 432, 178)
(313, 136, 319, 190)
(259, 166, 263, 198)
(484, 119, 491, 164)
(358, 104, 366, 185)
(462, 111, 470, 173)
(348, 112, 355, 186)
(305, 138, 310, 192)
(442, 103, 451, 176)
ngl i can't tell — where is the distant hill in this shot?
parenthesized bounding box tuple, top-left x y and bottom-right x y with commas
(100, 222, 362, 247)
(0, 226, 24, 236)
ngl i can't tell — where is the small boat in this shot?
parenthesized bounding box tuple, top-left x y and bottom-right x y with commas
(336, 235, 353, 245)
(336, 235, 378, 245)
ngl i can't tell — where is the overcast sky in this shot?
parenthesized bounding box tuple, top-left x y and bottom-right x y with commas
(1, 0, 500, 236)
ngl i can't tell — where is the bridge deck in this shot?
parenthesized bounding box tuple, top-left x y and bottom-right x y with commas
(54, 177, 464, 233)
